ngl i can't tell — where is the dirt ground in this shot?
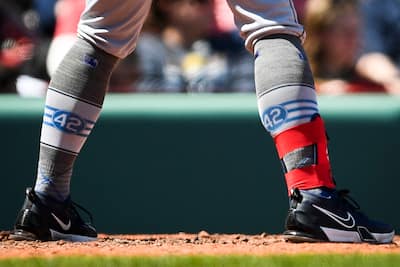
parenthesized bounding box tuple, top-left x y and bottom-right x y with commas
(1, 231, 400, 259)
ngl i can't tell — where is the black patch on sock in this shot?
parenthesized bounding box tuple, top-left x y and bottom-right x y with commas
(281, 144, 317, 173)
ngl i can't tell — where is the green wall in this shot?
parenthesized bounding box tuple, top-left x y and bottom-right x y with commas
(1, 94, 399, 235)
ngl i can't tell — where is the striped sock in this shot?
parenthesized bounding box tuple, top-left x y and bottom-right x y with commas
(33, 38, 118, 201)
(254, 35, 335, 195)
(34, 88, 102, 201)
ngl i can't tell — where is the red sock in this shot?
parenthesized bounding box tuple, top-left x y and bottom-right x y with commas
(273, 116, 335, 194)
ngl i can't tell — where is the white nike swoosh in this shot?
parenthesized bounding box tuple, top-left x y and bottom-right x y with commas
(312, 204, 356, 229)
(51, 213, 71, 231)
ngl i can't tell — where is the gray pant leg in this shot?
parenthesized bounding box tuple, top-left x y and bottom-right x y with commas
(226, 0, 305, 53)
(225, 0, 317, 136)
(78, 0, 152, 58)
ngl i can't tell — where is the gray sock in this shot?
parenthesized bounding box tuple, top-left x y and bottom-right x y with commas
(34, 38, 119, 201)
(254, 34, 314, 94)
(254, 34, 319, 137)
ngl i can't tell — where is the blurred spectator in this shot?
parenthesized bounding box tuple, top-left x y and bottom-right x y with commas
(133, 0, 255, 93)
(293, 0, 307, 24)
(17, 0, 56, 97)
(33, 0, 58, 37)
(213, 0, 235, 33)
(304, 0, 386, 94)
(0, 2, 35, 93)
(108, 53, 141, 93)
(355, 0, 400, 94)
(0, 0, 57, 96)
(47, 0, 141, 93)
(46, 0, 85, 76)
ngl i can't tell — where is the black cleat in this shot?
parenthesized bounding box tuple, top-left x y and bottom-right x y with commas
(10, 188, 97, 242)
(283, 188, 394, 243)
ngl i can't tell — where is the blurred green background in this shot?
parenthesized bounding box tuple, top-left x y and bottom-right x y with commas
(1, 93, 399, 235)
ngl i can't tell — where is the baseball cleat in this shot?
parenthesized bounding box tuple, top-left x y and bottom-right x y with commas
(10, 188, 97, 242)
(283, 187, 394, 243)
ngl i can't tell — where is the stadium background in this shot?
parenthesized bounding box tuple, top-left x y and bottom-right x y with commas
(1, 93, 399, 235)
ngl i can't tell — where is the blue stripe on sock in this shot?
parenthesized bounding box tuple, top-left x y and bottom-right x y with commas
(287, 107, 319, 113)
(281, 99, 318, 106)
(285, 114, 315, 123)
(45, 105, 58, 111)
(42, 121, 89, 137)
(45, 106, 95, 125)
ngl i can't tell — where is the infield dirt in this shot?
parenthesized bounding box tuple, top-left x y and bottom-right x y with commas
(0, 231, 399, 258)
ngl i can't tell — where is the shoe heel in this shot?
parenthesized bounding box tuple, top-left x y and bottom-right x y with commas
(9, 229, 39, 241)
(13, 209, 50, 241)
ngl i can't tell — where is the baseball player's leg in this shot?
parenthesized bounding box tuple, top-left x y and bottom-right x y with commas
(11, 0, 152, 241)
(227, 0, 394, 243)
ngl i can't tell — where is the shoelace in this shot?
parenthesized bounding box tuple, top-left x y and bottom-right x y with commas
(28, 188, 94, 225)
(337, 189, 361, 210)
(70, 201, 95, 225)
